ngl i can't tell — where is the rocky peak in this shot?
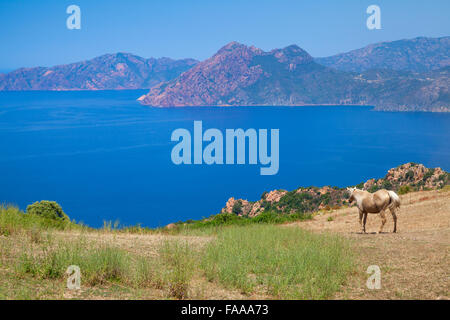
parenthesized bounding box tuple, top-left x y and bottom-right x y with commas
(215, 42, 313, 65)
(363, 163, 447, 191)
(216, 42, 248, 54)
(384, 163, 446, 189)
(271, 44, 313, 65)
(218, 41, 246, 51)
(91, 52, 145, 64)
(214, 42, 263, 60)
(263, 190, 288, 202)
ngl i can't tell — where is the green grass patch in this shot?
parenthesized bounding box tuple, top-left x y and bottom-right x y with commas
(398, 185, 414, 195)
(201, 224, 354, 299)
(166, 210, 312, 235)
(16, 237, 130, 286)
(0, 205, 83, 236)
(13, 234, 197, 299)
(158, 240, 197, 299)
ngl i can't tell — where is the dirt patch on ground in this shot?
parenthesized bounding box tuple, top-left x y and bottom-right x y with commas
(54, 231, 213, 257)
(287, 189, 450, 299)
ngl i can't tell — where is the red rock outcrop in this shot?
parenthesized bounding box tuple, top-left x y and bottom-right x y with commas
(220, 163, 448, 217)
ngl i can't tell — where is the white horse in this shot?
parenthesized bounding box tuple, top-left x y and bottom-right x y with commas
(347, 187, 401, 233)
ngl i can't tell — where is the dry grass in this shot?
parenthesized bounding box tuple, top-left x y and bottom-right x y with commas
(0, 228, 253, 300)
(1, 189, 448, 300)
(286, 189, 450, 299)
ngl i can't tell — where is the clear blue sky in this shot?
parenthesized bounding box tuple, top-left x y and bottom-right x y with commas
(1, 0, 449, 69)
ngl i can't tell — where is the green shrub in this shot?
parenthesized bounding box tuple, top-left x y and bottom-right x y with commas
(438, 174, 449, 185)
(0, 204, 77, 235)
(405, 170, 415, 181)
(381, 180, 393, 190)
(275, 191, 317, 214)
(398, 185, 413, 195)
(232, 200, 243, 215)
(26, 201, 69, 221)
(355, 182, 364, 189)
(423, 168, 435, 181)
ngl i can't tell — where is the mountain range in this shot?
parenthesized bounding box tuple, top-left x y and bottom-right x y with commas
(315, 36, 449, 72)
(1, 36, 449, 112)
(139, 39, 449, 111)
(0, 53, 198, 90)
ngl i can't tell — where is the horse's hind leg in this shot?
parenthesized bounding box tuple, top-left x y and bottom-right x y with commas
(390, 208, 397, 233)
(362, 212, 368, 233)
(378, 210, 387, 233)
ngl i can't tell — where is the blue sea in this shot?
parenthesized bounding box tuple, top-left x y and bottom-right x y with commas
(0, 90, 449, 228)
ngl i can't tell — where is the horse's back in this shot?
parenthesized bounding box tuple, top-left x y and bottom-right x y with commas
(374, 189, 390, 199)
(354, 189, 395, 213)
(373, 189, 392, 210)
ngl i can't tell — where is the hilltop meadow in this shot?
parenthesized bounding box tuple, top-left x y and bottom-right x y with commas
(1, 184, 448, 299)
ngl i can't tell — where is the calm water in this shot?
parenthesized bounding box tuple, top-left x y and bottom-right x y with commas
(0, 91, 449, 227)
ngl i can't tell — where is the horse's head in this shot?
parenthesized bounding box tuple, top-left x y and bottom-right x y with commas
(346, 187, 357, 203)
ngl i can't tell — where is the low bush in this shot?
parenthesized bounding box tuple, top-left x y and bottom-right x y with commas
(26, 201, 68, 221)
(0, 204, 77, 236)
(398, 185, 413, 195)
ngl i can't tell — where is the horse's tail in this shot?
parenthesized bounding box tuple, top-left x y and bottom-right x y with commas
(387, 190, 401, 210)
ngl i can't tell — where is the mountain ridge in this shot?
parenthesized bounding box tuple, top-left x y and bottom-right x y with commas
(139, 40, 450, 111)
(315, 36, 450, 72)
(0, 53, 198, 91)
(1, 36, 449, 111)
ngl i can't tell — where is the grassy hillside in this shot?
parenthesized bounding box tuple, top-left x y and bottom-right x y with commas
(1, 162, 448, 300)
(1, 187, 449, 299)
(0, 204, 354, 300)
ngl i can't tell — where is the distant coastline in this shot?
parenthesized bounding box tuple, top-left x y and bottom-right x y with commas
(1, 36, 449, 112)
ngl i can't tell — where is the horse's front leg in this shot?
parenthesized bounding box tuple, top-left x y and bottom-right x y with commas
(362, 212, 368, 233)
